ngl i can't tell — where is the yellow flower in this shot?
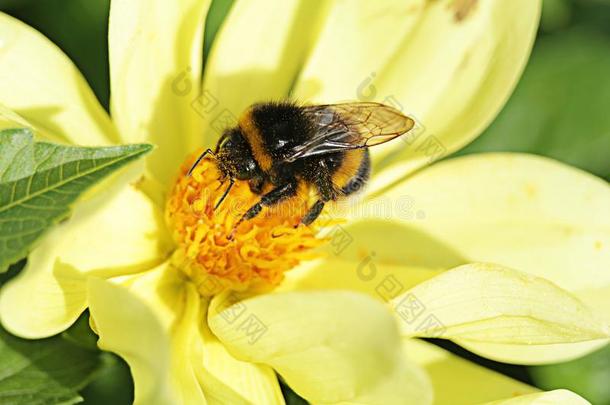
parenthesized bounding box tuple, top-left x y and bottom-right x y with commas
(0, 1, 606, 404)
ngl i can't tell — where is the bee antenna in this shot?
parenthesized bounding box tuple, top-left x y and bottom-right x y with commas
(187, 148, 216, 177)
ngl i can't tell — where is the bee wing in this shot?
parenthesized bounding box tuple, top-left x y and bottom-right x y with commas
(283, 102, 415, 162)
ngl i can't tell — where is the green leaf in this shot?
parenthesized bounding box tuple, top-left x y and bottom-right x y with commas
(0, 128, 152, 272)
(0, 0, 35, 10)
(65, 312, 134, 405)
(540, 0, 573, 32)
(0, 324, 103, 405)
(61, 311, 99, 352)
(203, 0, 235, 63)
(280, 379, 309, 405)
(529, 344, 610, 405)
(79, 354, 133, 405)
(0, 259, 25, 288)
(456, 27, 610, 180)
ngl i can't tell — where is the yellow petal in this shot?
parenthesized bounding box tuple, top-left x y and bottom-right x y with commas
(391, 263, 609, 344)
(380, 153, 610, 293)
(279, 257, 442, 302)
(0, 12, 118, 145)
(462, 287, 608, 365)
(403, 339, 535, 405)
(455, 340, 610, 366)
(326, 214, 467, 268)
(483, 390, 591, 405)
(89, 263, 283, 405)
(378, 153, 610, 362)
(292, 0, 427, 103)
(88, 263, 205, 405)
(277, 213, 464, 301)
(292, 0, 540, 180)
(209, 291, 432, 404)
(0, 185, 170, 338)
(0, 101, 84, 144)
(109, 0, 210, 185)
(0, 102, 32, 132)
(196, 311, 284, 405)
(200, 0, 333, 148)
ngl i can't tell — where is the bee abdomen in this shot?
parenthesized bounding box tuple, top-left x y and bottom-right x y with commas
(340, 149, 370, 196)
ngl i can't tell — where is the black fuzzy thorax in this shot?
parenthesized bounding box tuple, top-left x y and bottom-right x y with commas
(249, 101, 346, 186)
(250, 101, 313, 159)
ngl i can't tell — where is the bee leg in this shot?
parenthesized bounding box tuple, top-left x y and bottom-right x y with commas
(299, 190, 332, 227)
(299, 161, 335, 227)
(187, 148, 215, 176)
(214, 178, 234, 210)
(315, 161, 338, 201)
(301, 200, 325, 226)
(230, 181, 298, 238)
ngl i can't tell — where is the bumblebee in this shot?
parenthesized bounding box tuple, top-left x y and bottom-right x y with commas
(189, 101, 415, 229)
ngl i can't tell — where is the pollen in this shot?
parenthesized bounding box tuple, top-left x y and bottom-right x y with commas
(165, 153, 325, 296)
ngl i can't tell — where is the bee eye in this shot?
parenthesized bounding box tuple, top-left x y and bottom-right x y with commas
(234, 159, 256, 180)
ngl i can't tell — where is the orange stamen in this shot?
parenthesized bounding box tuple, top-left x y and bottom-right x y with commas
(165, 152, 325, 296)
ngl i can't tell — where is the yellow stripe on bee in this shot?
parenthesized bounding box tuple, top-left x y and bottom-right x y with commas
(239, 108, 273, 171)
(331, 149, 364, 191)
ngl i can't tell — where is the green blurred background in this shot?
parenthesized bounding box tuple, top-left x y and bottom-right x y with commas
(1, 0, 608, 403)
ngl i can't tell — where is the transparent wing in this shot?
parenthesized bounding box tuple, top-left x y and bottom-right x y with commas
(283, 102, 415, 162)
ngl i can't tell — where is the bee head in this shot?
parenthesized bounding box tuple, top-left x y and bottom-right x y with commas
(216, 128, 259, 180)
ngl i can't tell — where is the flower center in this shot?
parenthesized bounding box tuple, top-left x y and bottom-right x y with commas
(165, 152, 324, 296)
